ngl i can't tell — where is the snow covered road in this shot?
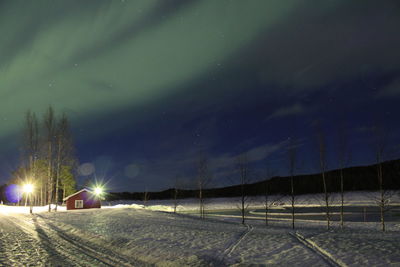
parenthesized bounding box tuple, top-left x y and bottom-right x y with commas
(0, 213, 144, 266)
(1, 207, 399, 266)
(0, 215, 56, 266)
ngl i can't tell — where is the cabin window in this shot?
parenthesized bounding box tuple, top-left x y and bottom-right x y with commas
(75, 200, 83, 209)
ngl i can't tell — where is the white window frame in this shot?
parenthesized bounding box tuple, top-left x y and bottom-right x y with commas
(75, 200, 83, 209)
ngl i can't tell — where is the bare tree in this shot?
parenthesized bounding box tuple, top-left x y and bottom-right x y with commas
(22, 110, 40, 204)
(143, 189, 150, 207)
(172, 175, 183, 213)
(18, 108, 77, 209)
(197, 156, 212, 219)
(236, 154, 251, 225)
(263, 165, 283, 227)
(336, 122, 351, 229)
(43, 106, 55, 212)
(371, 124, 391, 232)
(287, 137, 298, 229)
(54, 113, 76, 211)
(316, 122, 331, 230)
(54, 119, 63, 211)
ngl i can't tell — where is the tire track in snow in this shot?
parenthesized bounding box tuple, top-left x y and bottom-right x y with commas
(219, 223, 253, 264)
(9, 214, 149, 267)
(289, 231, 348, 267)
(6, 216, 109, 266)
(34, 215, 148, 267)
(1, 215, 73, 266)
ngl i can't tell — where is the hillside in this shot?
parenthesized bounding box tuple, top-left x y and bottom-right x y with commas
(107, 159, 400, 201)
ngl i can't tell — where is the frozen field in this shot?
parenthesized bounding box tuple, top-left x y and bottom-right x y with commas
(0, 191, 399, 266)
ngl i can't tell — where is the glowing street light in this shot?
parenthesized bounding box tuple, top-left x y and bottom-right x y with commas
(91, 182, 106, 200)
(94, 186, 104, 196)
(23, 183, 34, 194)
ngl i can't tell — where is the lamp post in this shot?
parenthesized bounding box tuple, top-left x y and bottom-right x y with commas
(23, 183, 34, 214)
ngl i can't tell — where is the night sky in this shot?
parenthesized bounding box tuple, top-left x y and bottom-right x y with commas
(0, 0, 399, 192)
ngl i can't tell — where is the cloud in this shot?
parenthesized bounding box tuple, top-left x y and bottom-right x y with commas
(377, 77, 400, 98)
(116, 139, 287, 191)
(266, 103, 306, 120)
(210, 141, 287, 171)
(252, 1, 400, 90)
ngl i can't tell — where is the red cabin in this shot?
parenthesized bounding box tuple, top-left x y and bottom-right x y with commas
(63, 189, 101, 210)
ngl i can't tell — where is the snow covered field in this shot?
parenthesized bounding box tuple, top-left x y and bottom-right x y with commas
(104, 191, 400, 211)
(1, 191, 399, 266)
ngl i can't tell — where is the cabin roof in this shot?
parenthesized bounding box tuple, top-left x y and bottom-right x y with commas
(63, 188, 92, 201)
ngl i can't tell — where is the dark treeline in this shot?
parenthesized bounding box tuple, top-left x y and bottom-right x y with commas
(104, 159, 400, 201)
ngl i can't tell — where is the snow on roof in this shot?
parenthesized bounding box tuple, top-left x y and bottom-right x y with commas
(63, 188, 93, 201)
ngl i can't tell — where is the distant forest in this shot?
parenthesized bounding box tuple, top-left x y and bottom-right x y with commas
(1, 159, 399, 203)
(105, 159, 400, 201)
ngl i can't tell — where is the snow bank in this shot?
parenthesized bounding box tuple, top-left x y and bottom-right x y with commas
(101, 191, 400, 212)
(0, 204, 66, 214)
(1, 191, 398, 215)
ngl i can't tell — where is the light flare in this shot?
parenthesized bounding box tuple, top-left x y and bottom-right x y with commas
(94, 186, 104, 196)
(23, 183, 34, 194)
